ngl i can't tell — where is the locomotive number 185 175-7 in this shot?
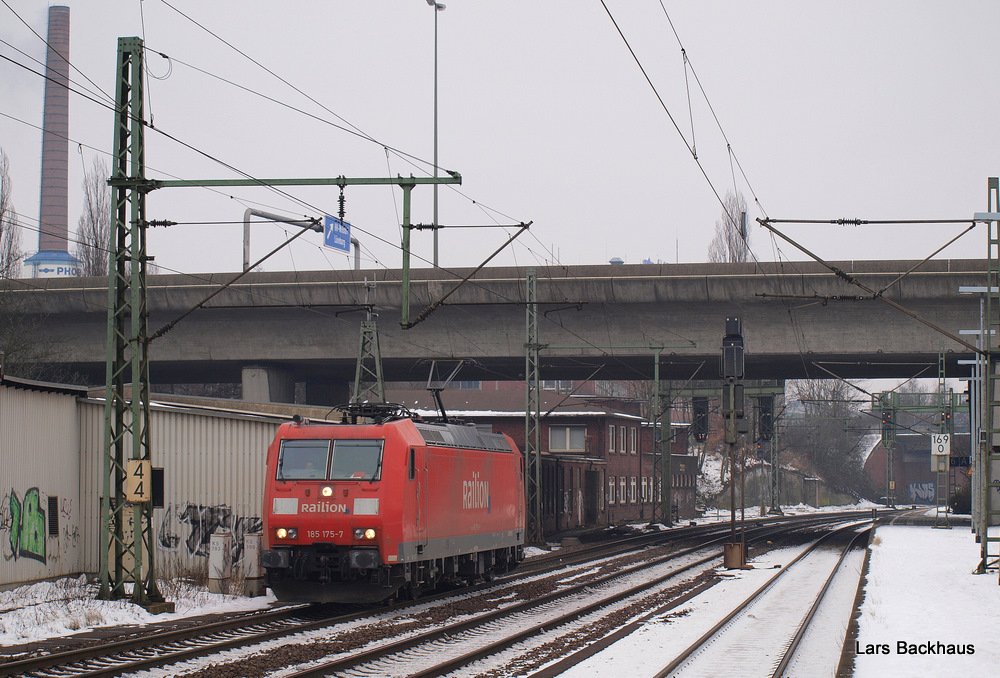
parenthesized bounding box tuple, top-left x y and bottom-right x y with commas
(306, 530, 345, 539)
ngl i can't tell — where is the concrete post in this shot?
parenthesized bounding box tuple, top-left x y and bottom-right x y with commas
(242, 534, 265, 597)
(208, 531, 232, 594)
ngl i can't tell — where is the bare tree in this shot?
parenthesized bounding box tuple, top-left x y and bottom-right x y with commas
(784, 378, 872, 496)
(0, 149, 23, 279)
(74, 156, 110, 276)
(1, 148, 42, 378)
(706, 190, 749, 263)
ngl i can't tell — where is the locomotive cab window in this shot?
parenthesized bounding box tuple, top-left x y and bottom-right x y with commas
(330, 439, 384, 481)
(277, 440, 331, 480)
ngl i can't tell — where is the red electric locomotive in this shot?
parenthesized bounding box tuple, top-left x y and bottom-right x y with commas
(261, 404, 525, 603)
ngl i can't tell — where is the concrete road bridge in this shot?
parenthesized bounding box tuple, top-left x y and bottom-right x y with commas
(1, 259, 987, 403)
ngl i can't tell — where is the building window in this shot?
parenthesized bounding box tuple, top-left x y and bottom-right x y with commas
(542, 380, 573, 393)
(549, 425, 586, 452)
(619, 477, 627, 504)
(630, 477, 637, 503)
(630, 427, 637, 454)
(608, 476, 616, 504)
(608, 425, 616, 453)
(641, 477, 647, 503)
(453, 380, 481, 390)
(619, 427, 626, 455)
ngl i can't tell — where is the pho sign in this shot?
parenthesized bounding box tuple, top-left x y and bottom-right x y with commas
(931, 433, 951, 472)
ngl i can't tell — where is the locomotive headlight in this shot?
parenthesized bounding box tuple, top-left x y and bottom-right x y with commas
(354, 528, 377, 540)
(321, 486, 333, 497)
(275, 527, 297, 540)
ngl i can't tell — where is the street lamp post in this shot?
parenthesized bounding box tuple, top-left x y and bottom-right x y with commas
(426, 0, 445, 266)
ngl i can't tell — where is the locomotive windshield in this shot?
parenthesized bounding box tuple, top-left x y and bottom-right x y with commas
(275, 438, 383, 481)
(330, 439, 383, 480)
(276, 440, 330, 480)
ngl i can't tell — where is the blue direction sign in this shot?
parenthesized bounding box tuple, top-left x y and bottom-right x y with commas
(323, 215, 351, 253)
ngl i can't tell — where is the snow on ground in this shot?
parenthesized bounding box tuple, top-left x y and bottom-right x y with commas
(558, 527, 869, 677)
(0, 504, 875, 649)
(568, 518, 999, 677)
(0, 576, 275, 647)
(854, 525, 999, 677)
(658, 500, 881, 528)
(5, 504, 990, 678)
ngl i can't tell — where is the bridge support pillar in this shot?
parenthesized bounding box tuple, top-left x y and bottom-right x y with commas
(242, 365, 294, 403)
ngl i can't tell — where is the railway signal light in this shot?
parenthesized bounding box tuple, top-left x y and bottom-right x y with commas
(759, 395, 774, 441)
(721, 317, 744, 445)
(722, 383, 745, 417)
(692, 396, 709, 442)
(722, 317, 745, 379)
(881, 410, 893, 436)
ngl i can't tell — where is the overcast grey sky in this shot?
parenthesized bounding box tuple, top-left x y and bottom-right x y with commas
(1, 1, 998, 277)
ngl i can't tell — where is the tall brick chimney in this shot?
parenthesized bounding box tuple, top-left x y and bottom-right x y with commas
(26, 5, 80, 278)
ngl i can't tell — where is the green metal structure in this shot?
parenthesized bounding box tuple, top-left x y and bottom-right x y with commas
(521, 274, 687, 539)
(524, 269, 543, 543)
(651, 352, 670, 526)
(877, 391, 897, 508)
(768, 412, 782, 515)
(933, 353, 952, 529)
(669, 382, 784, 514)
(97, 36, 462, 603)
(979, 177, 1000, 574)
(352, 282, 385, 404)
(149, 175, 461, 329)
(98, 37, 162, 605)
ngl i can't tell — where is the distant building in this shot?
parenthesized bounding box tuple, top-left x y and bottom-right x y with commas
(401, 389, 698, 534)
(24, 250, 81, 278)
(864, 431, 971, 504)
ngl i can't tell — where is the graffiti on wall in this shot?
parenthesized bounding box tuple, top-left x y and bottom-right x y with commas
(58, 497, 79, 557)
(2, 487, 47, 563)
(157, 503, 262, 564)
(909, 482, 935, 504)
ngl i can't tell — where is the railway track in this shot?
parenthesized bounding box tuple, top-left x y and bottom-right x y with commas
(655, 523, 871, 678)
(0, 605, 335, 678)
(0, 522, 709, 677)
(245, 516, 870, 677)
(0, 518, 725, 677)
(0, 510, 883, 677)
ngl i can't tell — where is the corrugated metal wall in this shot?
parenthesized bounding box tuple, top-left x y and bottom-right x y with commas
(78, 400, 281, 577)
(0, 383, 83, 587)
